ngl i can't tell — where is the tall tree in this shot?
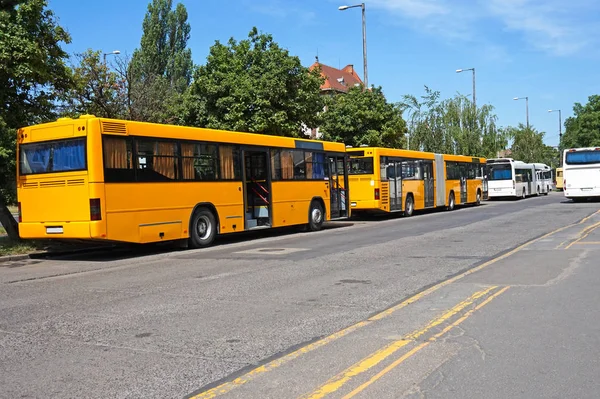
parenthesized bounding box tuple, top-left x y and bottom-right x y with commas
(59, 50, 127, 118)
(319, 86, 407, 148)
(183, 27, 324, 136)
(506, 124, 547, 163)
(0, 0, 72, 239)
(561, 95, 600, 149)
(128, 0, 193, 123)
(401, 87, 505, 157)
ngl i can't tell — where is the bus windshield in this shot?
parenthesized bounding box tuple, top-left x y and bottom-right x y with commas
(19, 138, 86, 175)
(565, 150, 600, 165)
(348, 157, 374, 175)
(487, 164, 512, 180)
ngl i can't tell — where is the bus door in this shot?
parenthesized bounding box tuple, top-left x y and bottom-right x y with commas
(328, 155, 348, 219)
(423, 161, 434, 207)
(388, 161, 402, 211)
(482, 165, 489, 200)
(460, 165, 468, 203)
(242, 149, 272, 229)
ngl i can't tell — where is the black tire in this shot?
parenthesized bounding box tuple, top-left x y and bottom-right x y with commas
(189, 208, 217, 248)
(404, 195, 414, 217)
(308, 200, 324, 231)
(447, 192, 455, 211)
(476, 189, 481, 206)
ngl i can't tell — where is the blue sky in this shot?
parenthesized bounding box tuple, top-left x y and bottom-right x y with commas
(49, 0, 600, 147)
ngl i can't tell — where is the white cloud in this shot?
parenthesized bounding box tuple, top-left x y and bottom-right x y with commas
(486, 0, 595, 56)
(364, 0, 597, 57)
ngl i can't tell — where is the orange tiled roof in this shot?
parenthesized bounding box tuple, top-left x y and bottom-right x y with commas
(309, 62, 363, 93)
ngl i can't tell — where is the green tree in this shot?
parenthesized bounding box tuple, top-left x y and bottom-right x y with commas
(128, 0, 193, 122)
(0, 0, 72, 239)
(561, 95, 600, 149)
(319, 86, 406, 148)
(401, 87, 505, 157)
(59, 50, 127, 118)
(184, 27, 324, 136)
(506, 124, 547, 163)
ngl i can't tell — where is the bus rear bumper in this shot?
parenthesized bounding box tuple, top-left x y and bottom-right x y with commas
(350, 199, 386, 212)
(19, 221, 106, 240)
(564, 188, 600, 199)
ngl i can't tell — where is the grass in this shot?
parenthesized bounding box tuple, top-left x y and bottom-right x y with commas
(0, 236, 40, 257)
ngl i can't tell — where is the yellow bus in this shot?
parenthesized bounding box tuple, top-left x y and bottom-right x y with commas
(16, 115, 349, 247)
(346, 147, 486, 216)
(555, 167, 563, 190)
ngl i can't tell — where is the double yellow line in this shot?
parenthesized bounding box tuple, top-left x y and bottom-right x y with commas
(189, 210, 600, 399)
(300, 286, 509, 399)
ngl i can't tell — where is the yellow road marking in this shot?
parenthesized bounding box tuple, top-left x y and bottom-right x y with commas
(554, 210, 600, 249)
(341, 286, 511, 399)
(188, 211, 597, 399)
(572, 241, 600, 245)
(564, 221, 600, 249)
(299, 286, 498, 399)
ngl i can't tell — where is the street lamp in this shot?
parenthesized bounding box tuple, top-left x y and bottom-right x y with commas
(339, 3, 368, 90)
(103, 50, 121, 65)
(456, 68, 476, 109)
(549, 109, 562, 165)
(513, 96, 529, 130)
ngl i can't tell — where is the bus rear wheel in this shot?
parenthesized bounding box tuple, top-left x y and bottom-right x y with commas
(404, 195, 414, 217)
(476, 190, 481, 205)
(189, 208, 217, 248)
(447, 192, 455, 211)
(308, 200, 324, 231)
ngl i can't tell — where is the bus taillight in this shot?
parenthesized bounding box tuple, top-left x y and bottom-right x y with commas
(90, 198, 102, 221)
(374, 188, 380, 200)
(17, 202, 22, 223)
(513, 180, 516, 189)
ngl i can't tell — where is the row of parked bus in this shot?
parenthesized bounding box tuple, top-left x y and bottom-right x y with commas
(14, 116, 562, 248)
(485, 158, 554, 199)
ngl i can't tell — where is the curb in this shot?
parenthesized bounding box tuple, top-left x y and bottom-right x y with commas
(0, 253, 32, 263)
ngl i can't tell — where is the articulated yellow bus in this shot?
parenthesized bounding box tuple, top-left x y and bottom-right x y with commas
(346, 147, 486, 216)
(17, 116, 349, 247)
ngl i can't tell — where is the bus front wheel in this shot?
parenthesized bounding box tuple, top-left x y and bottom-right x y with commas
(308, 200, 324, 231)
(189, 208, 217, 248)
(476, 190, 481, 205)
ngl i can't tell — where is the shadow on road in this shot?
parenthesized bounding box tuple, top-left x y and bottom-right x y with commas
(29, 221, 356, 263)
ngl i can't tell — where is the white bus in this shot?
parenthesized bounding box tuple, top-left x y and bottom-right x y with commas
(563, 147, 600, 201)
(532, 163, 552, 195)
(486, 158, 535, 199)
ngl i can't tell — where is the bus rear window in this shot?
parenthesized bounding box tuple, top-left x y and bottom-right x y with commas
(349, 157, 374, 174)
(487, 164, 512, 180)
(20, 138, 86, 175)
(565, 150, 600, 165)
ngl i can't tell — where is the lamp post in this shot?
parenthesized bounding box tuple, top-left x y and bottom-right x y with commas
(103, 50, 121, 65)
(339, 3, 368, 90)
(513, 96, 529, 130)
(456, 68, 476, 109)
(549, 109, 562, 166)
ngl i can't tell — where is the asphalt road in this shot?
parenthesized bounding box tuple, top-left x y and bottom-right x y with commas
(1, 192, 599, 399)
